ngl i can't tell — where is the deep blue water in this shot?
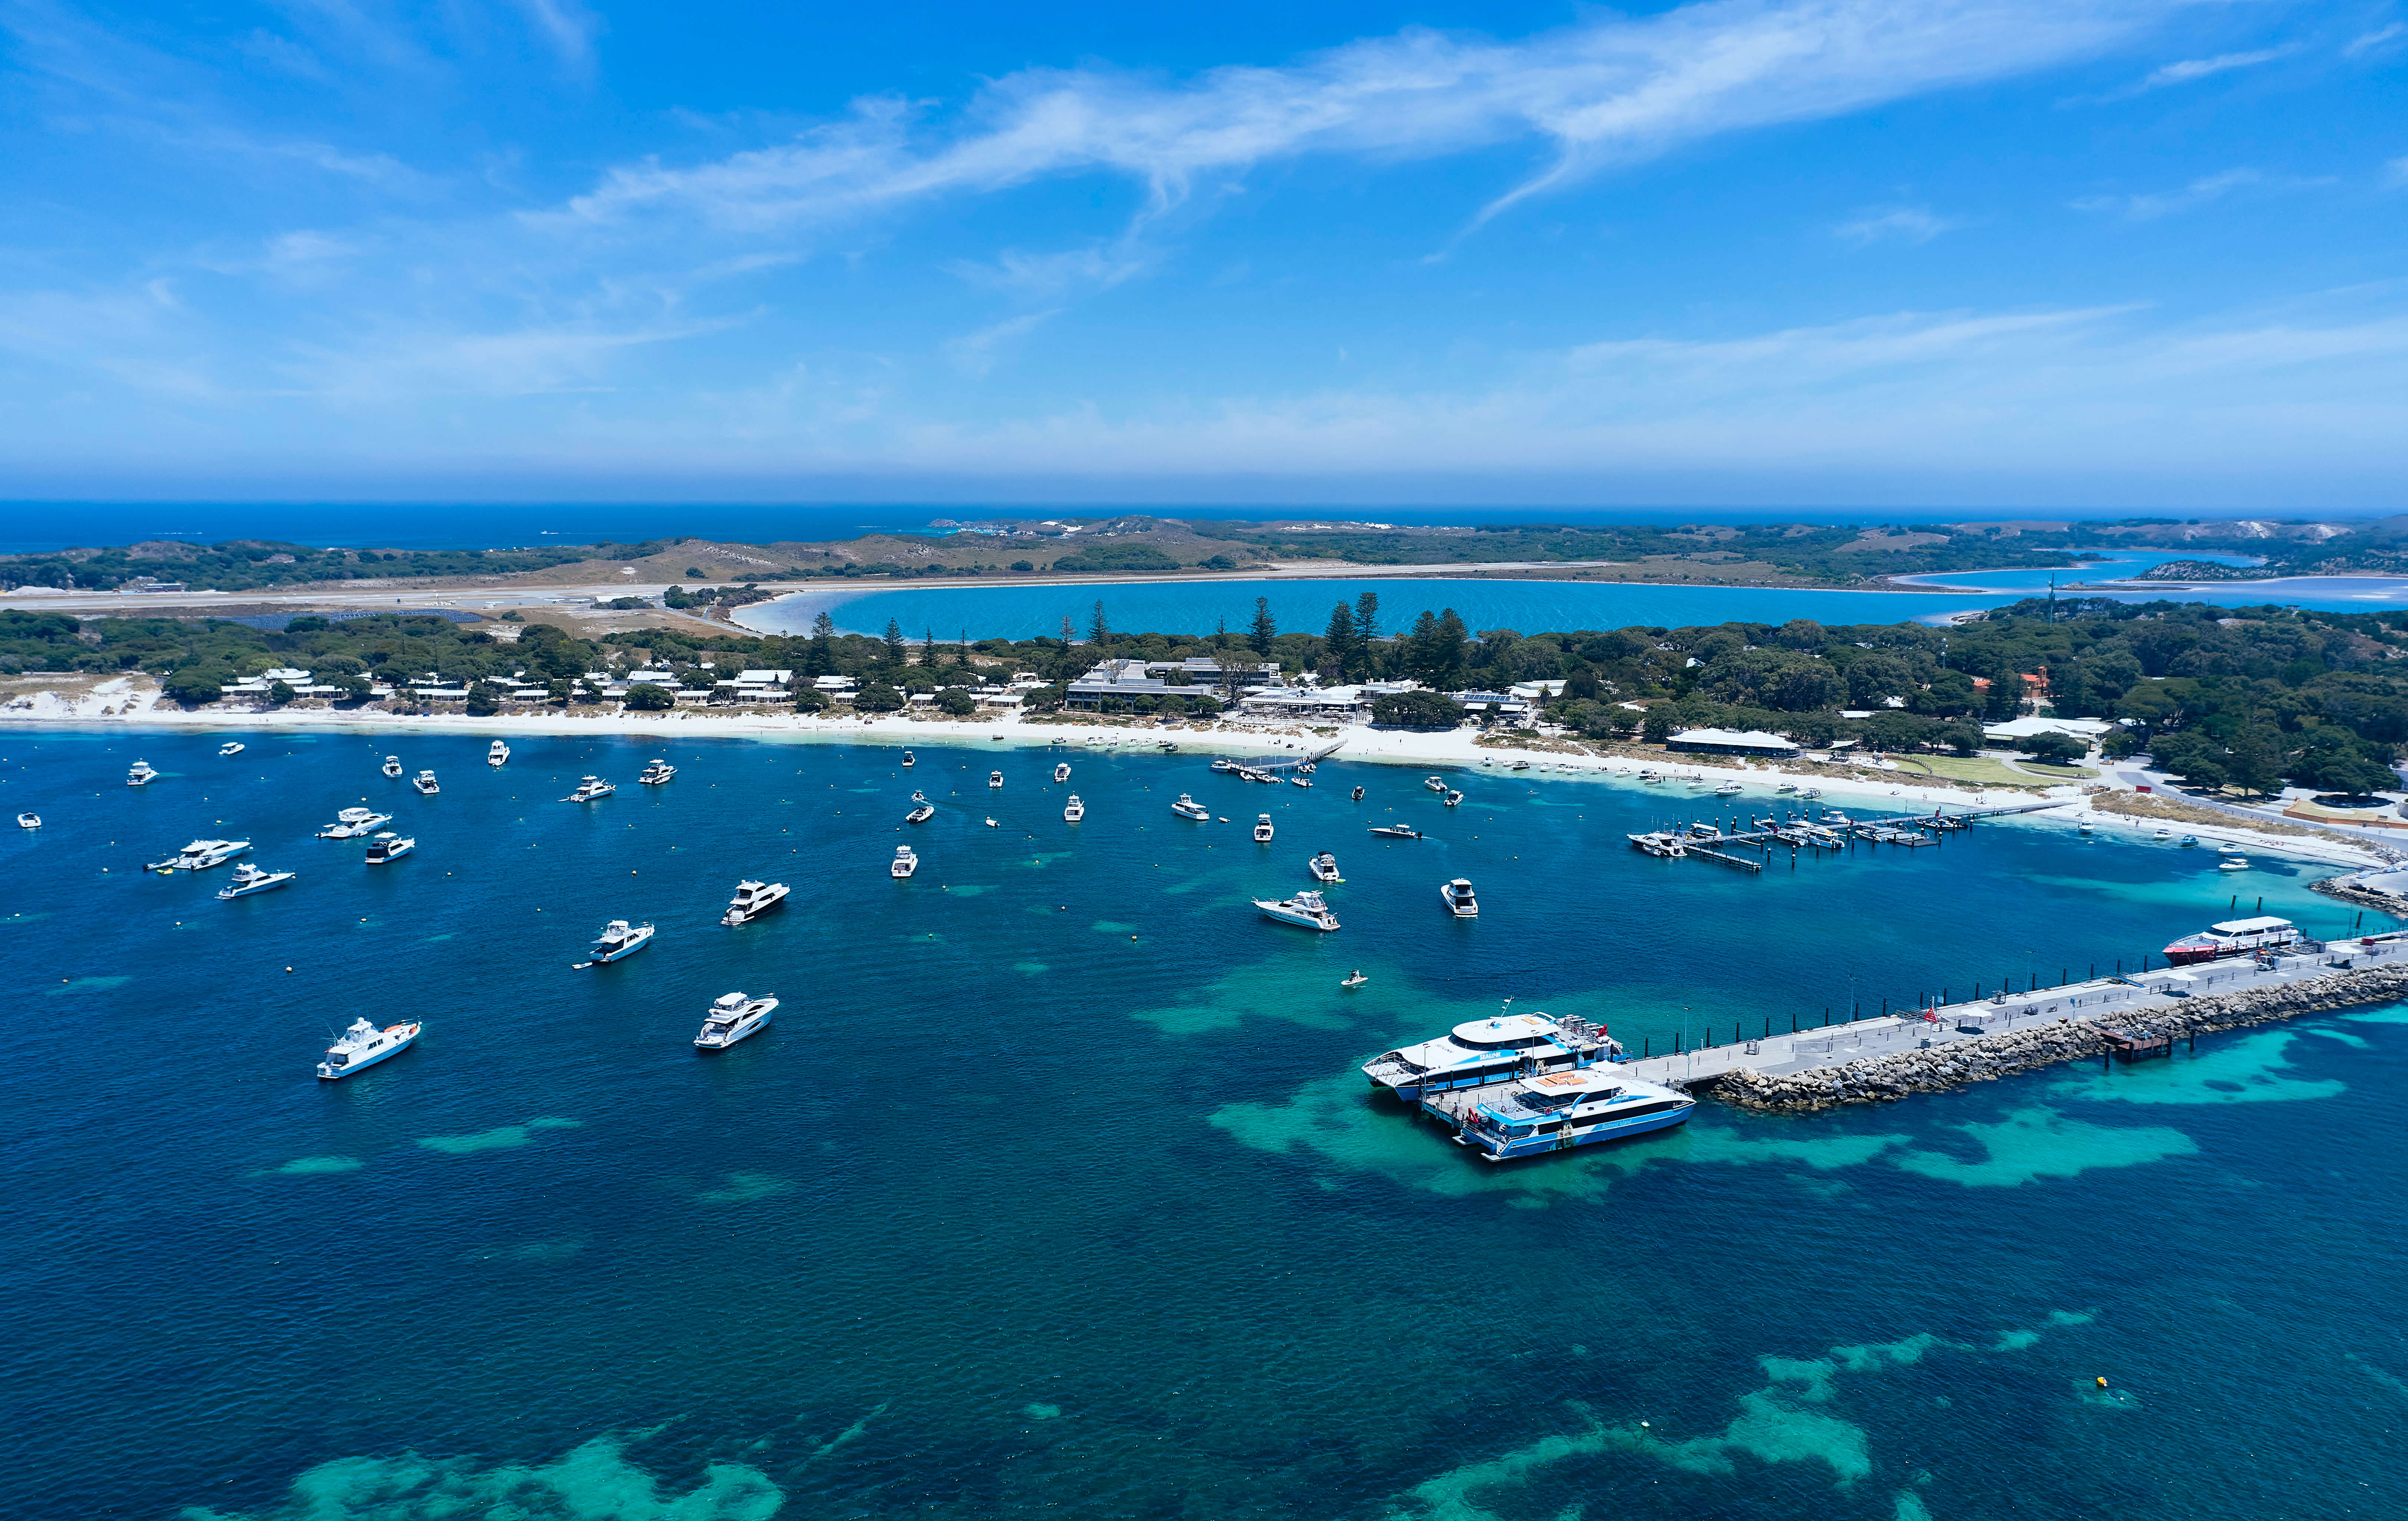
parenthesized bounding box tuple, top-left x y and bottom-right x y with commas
(3, 730, 2406, 1520)
(745, 552, 2399, 642)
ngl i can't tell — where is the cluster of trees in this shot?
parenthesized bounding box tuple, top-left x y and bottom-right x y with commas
(0, 539, 670, 593)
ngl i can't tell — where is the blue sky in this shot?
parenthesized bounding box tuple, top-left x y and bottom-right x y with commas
(1, 0, 2403, 508)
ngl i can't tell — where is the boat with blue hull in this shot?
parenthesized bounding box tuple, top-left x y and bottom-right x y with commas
(1426, 1067, 1694, 1161)
(1360, 1007, 1619, 1103)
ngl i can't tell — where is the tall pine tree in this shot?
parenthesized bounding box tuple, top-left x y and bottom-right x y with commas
(1324, 602, 1360, 680)
(1248, 597, 1277, 656)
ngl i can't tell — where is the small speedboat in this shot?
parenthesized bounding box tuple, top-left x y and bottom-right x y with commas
(1253, 814, 1275, 843)
(2080, 821, 2095, 835)
(1064, 794, 1085, 823)
(365, 833, 415, 864)
(694, 992, 777, 1050)
(1054, 762, 1071, 783)
(412, 770, 440, 795)
(907, 799, 935, 823)
(1368, 824, 1421, 839)
(126, 760, 158, 787)
(984, 817, 999, 828)
(1511, 760, 1530, 772)
(216, 862, 295, 899)
(1350, 785, 1364, 801)
(583, 919, 655, 963)
(1423, 776, 1447, 794)
(1308, 851, 1341, 883)
(1776, 782, 1796, 794)
(1173, 794, 1211, 821)
(1800, 787, 1822, 800)
(721, 879, 791, 926)
(2219, 858, 2249, 872)
(219, 742, 245, 757)
(1443, 790, 1463, 807)
(1290, 775, 1313, 788)
(891, 846, 919, 878)
(488, 740, 511, 767)
(16, 813, 38, 830)
(638, 760, 675, 786)
(1715, 782, 1741, 798)
(2217, 843, 2246, 857)
(317, 1017, 419, 1080)
(1254, 889, 1340, 931)
(2179, 834, 2199, 847)
(902, 751, 915, 767)
(1440, 878, 1479, 918)
(563, 776, 614, 802)
(1341, 971, 1367, 988)
(989, 771, 1004, 788)
(381, 756, 402, 778)
(2152, 827, 2174, 841)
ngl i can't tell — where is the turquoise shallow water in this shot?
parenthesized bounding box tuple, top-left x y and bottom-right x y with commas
(3, 731, 2405, 1519)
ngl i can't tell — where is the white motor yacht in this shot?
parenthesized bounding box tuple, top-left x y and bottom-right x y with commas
(1054, 761, 1071, 783)
(381, 756, 402, 778)
(1440, 878, 1479, 917)
(317, 1017, 420, 1080)
(638, 760, 675, 785)
(219, 741, 245, 757)
(1173, 794, 1211, 820)
(317, 808, 394, 839)
(1627, 831, 1687, 858)
(1063, 794, 1086, 823)
(1254, 889, 1340, 931)
(146, 838, 252, 873)
(2219, 857, 2249, 872)
(1715, 781, 1742, 797)
(585, 919, 655, 963)
(1211, 757, 1234, 772)
(1253, 814, 1275, 842)
(1290, 775, 1313, 788)
(16, 813, 37, 829)
(563, 776, 615, 802)
(217, 862, 295, 899)
(365, 833, 415, 864)
(126, 760, 159, 787)
(1367, 824, 1421, 839)
(891, 846, 919, 878)
(989, 770, 1004, 788)
(694, 992, 777, 1050)
(1308, 851, 1341, 883)
(721, 879, 791, 926)
(412, 770, 440, 795)
(488, 740, 511, 767)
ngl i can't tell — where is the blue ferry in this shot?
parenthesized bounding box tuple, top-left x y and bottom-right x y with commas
(1427, 1067, 1694, 1161)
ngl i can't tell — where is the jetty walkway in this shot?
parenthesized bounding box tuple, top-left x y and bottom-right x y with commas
(1614, 930, 2408, 1102)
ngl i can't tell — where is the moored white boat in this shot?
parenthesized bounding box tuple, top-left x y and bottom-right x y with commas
(721, 879, 790, 926)
(1423, 776, 1447, 793)
(1254, 889, 1340, 931)
(317, 808, 393, 839)
(1367, 824, 1420, 839)
(2219, 858, 2249, 872)
(694, 992, 777, 1050)
(488, 740, 511, 767)
(365, 833, 414, 863)
(219, 742, 245, 757)
(1443, 789, 1463, 807)
(1054, 761, 1071, 783)
(1440, 878, 1479, 917)
(16, 812, 38, 829)
(146, 838, 252, 872)
(901, 750, 915, 767)
(1253, 814, 1275, 842)
(1714, 781, 1741, 797)
(1308, 851, 1340, 883)
(412, 770, 440, 795)
(1626, 831, 1686, 858)
(216, 862, 295, 899)
(2161, 915, 2292, 964)
(891, 846, 919, 878)
(563, 776, 615, 802)
(1361, 1006, 1620, 1102)
(989, 770, 1004, 788)
(638, 760, 675, 785)
(1172, 794, 1210, 820)
(126, 760, 158, 787)
(317, 1017, 420, 1080)
(586, 918, 655, 962)
(1063, 794, 1085, 822)
(381, 755, 402, 778)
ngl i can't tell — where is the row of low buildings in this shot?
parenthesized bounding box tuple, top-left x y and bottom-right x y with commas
(1062, 659, 1569, 724)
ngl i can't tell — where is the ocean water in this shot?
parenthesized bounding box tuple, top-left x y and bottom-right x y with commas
(745, 554, 2395, 643)
(3, 730, 2405, 1520)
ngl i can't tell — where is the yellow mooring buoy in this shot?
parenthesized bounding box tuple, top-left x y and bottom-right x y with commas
(2095, 1377, 2109, 1389)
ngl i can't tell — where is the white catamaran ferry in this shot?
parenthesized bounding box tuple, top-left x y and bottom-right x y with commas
(1361, 1007, 1621, 1103)
(1425, 1067, 1694, 1161)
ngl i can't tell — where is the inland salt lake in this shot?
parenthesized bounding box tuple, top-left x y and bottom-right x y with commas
(3, 727, 2406, 1521)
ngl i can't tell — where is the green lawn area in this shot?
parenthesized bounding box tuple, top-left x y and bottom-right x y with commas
(2018, 760, 2100, 779)
(1892, 755, 2063, 788)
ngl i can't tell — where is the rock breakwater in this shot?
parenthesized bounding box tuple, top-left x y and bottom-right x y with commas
(1711, 965, 2408, 1114)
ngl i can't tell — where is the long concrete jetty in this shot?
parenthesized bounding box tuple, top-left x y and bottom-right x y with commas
(1616, 932, 2408, 1110)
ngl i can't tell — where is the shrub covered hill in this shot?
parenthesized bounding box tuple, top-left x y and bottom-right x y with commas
(17, 512, 2408, 593)
(6, 593, 2405, 795)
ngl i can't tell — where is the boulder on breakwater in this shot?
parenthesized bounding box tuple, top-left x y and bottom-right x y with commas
(1712, 965, 2408, 1114)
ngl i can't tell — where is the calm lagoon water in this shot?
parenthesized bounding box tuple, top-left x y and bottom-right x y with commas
(3, 730, 2405, 1519)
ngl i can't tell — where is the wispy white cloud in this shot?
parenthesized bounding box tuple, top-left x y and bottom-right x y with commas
(2125, 46, 2293, 93)
(2344, 22, 2406, 58)
(1833, 205, 1956, 245)
(513, 0, 600, 69)
(2388, 156, 2408, 189)
(557, 0, 2166, 239)
(943, 309, 1060, 377)
(2070, 166, 2333, 221)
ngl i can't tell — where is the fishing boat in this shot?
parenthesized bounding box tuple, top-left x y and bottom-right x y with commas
(1253, 814, 1275, 843)
(891, 846, 919, 878)
(1361, 1005, 1620, 1102)
(381, 756, 402, 778)
(16, 813, 38, 829)
(989, 771, 1004, 788)
(563, 776, 615, 802)
(125, 760, 158, 787)
(1254, 889, 1340, 931)
(411, 770, 440, 795)
(216, 863, 295, 899)
(364, 833, 415, 864)
(584, 918, 655, 962)
(2161, 915, 2293, 964)
(721, 880, 791, 926)
(1440, 878, 1479, 918)
(1173, 794, 1211, 820)
(638, 760, 675, 785)
(1626, 831, 1686, 858)
(317, 1018, 420, 1080)
(488, 740, 511, 767)
(694, 992, 777, 1050)
(219, 742, 245, 757)
(1063, 794, 1085, 823)
(1308, 851, 1341, 883)
(1433, 1067, 1696, 1161)
(1368, 824, 1421, 839)
(1054, 761, 1071, 783)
